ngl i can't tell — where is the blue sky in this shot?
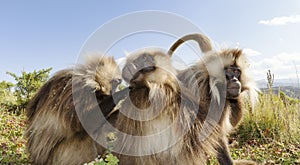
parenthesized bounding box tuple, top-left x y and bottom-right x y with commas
(1, 1, 300, 83)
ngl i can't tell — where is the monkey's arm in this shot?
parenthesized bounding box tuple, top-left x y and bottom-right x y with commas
(216, 137, 234, 165)
(73, 87, 129, 136)
(228, 99, 243, 127)
(97, 87, 129, 117)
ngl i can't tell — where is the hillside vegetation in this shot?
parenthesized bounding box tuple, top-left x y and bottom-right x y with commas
(0, 69, 299, 164)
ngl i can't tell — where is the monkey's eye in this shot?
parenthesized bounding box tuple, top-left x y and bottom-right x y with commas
(233, 69, 241, 78)
(225, 67, 241, 78)
(225, 68, 232, 73)
(133, 54, 155, 69)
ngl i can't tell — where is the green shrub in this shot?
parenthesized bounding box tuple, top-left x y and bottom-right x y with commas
(4, 68, 52, 114)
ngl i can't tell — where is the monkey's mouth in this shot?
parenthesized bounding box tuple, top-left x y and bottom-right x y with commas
(227, 87, 241, 98)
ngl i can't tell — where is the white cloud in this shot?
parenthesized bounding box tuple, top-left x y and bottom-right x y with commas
(250, 52, 300, 80)
(243, 48, 261, 57)
(258, 15, 300, 26)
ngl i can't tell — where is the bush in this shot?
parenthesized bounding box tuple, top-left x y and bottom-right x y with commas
(4, 68, 52, 114)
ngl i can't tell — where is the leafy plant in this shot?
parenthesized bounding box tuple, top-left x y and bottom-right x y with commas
(0, 81, 16, 112)
(6, 68, 52, 114)
(84, 153, 119, 165)
(0, 110, 31, 164)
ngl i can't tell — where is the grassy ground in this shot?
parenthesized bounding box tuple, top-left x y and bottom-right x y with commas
(0, 109, 31, 164)
(228, 92, 300, 164)
(0, 92, 299, 164)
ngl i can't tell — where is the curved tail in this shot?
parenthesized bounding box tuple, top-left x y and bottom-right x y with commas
(168, 33, 212, 57)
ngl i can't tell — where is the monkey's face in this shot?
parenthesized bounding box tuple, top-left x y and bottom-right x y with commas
(225, 65, 242, 99)
(94, 57, 122, 94)
(122, 53, 156, 85)
(122, 50, 177, 88)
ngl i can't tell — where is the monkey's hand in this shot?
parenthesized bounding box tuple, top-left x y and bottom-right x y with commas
(98, 87, 129, 117)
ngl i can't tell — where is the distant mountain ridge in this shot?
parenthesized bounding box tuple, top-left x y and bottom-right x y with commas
(256, 78, 299, 88)
(257, 79, 300, 99)
(260, 86, 300, 99)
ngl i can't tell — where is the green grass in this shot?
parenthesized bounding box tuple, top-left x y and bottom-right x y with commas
(0, 92, 299, 164)
(229, 92, 300, 164)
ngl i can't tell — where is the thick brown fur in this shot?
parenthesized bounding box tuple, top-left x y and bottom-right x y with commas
(25, 55, 122, 165)
(170, 34, 258, 165)
(111, 49, 223, 165)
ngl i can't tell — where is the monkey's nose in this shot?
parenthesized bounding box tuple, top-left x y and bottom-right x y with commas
(230, 77, 238, 82)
